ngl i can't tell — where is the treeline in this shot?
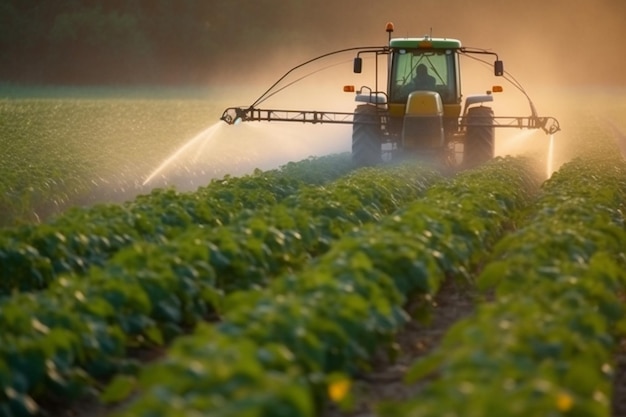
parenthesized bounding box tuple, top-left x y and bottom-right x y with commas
(0, 0, 317, 85)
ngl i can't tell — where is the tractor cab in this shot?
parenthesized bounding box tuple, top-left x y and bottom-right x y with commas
(386, 38, 465, 146)
(379, 38, 465, 159)
(388, 39, 462, 106)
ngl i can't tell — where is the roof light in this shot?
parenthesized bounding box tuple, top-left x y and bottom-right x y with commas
(386, 22, 395, 33)
(343, 85, 355, 93)
(492, 86, 504, 93)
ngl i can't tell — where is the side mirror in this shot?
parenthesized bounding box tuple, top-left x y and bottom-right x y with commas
(353, 57, 362, 74)
(494, 60, 504, 76)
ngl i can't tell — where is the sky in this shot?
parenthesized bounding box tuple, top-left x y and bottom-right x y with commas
(236, 0, 625, 89)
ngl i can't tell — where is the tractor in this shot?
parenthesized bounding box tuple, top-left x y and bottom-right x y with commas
(221, 22, 560, 168)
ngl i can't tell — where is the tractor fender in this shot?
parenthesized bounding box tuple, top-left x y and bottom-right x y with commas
(463, 94, 493, 115)
(355, 93, 387, 105)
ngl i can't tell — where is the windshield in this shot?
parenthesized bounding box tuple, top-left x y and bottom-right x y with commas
(389, 49, 459, 104)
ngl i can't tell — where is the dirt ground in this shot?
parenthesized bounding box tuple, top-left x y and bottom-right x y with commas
(322, 278, 477, 417)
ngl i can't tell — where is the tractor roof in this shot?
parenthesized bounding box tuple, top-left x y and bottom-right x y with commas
(389, 37, 462, 50)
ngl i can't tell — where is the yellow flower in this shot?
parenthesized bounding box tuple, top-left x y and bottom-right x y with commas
(556, 392, 573, 412)
(328, 378, 351, 403)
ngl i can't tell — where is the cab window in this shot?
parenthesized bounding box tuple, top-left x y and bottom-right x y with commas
(390, 49, 457, 104)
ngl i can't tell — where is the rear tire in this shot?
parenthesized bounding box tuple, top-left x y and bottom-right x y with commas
(464, 106, 494, 168)
(352, 105, 382, 166)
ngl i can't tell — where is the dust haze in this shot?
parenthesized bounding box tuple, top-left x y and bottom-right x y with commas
(215, 0, 625, 88)
(151, 0, 625, 189)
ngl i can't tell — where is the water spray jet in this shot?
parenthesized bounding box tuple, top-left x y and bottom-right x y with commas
(142, 121, 225, 186)
(546, 133, 556, 178)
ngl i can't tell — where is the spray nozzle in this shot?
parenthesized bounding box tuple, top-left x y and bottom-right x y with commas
(220, 107, 251, 125)
(530, 116, 561, 135)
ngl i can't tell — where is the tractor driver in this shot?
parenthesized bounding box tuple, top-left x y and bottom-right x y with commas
(409, 64, 436, 91)
(397, 63, 437, 98)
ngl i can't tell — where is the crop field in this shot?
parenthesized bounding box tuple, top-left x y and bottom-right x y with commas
(0, 86, 353, 227)
(1, 86, 626, 417)
(0, 87, 227, 226)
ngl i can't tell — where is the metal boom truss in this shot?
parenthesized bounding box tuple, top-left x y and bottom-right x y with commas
(221, 106, 560, 134)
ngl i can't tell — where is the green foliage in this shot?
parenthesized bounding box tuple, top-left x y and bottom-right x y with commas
(114, 156, 538, 417)
(0, 153, 354, 294)
(0, 97, 218, 225)
(8, 150, 626, 416)
(0, 160, 441, 415)
(386, 144, 626, 416)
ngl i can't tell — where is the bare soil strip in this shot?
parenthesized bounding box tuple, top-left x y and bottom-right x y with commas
(323, 278, 477, 417)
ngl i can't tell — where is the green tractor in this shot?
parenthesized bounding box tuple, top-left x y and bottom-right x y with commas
(221, 23, 559, 168)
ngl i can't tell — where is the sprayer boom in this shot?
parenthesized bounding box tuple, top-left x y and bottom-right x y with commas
(220, 106, 560, 134)
(220, 106, 359, 125)
(219, 23, 562, 168)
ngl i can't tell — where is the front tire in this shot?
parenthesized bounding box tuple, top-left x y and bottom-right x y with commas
(352, 105, 382, 166)
(464, 106, 495, 168)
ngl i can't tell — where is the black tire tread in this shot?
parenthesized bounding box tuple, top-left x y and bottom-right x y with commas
(352, 105, 382, 166)
(464, 106, 495, 168)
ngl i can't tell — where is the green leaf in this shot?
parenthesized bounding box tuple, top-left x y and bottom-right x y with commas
(144, 326, 164, 346)
(100, 375, 137, 404)
(404, 351, 445, 383)
(477, 260, 508, 290)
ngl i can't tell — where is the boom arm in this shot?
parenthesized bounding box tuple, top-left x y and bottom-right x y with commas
(220, 106, 357, 125)
(220, 106, 561, 135)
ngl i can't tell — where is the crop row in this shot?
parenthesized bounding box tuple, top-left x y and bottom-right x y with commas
(0, 161, 442, 416)
(109, 156, 541, 417)
(0, 153, 355, 295)
(381, 147, 626, 415)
